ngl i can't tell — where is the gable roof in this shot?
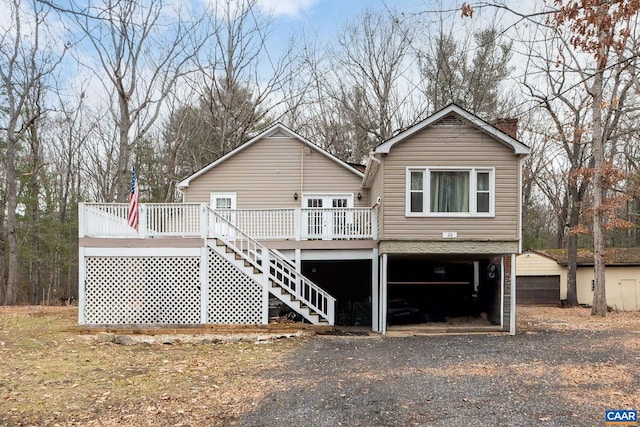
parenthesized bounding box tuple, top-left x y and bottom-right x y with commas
(525, 248, 640, 266)
(178, 123, 364, 189)
(374, 104, 530, 155)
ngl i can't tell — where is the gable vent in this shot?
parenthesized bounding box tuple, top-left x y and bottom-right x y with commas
(433, 114, 464, 127)
(268, 130, 289, 138)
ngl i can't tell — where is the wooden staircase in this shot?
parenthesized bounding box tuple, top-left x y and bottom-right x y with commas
(206, 208, 335, 325)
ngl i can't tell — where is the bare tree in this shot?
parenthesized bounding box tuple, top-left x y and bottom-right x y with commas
(160, 0, 299, 195)
(550, 0, 640, 315)
(299, 11, 418, 155)
(69, 0, 207, 202)
(0, 0, 66, 304)
(520, 28, 596, 306)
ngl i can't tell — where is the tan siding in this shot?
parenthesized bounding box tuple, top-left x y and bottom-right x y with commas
(577, 266, 640, 310)
(371, 160, 384, 238)
(183, 137, 367, 208)
(518, 254, 640, 309)
(380, 123, 520, 241)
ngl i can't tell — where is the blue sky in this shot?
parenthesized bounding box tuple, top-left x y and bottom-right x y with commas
(257, 0, 428, 42)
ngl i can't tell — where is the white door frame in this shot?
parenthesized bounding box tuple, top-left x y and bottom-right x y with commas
(302, 193, 354, 239)
(209, 192, 237, 238)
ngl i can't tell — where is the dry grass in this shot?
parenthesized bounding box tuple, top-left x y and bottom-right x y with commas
(517, 305, 640, 331)
(2, 305, 639, 425)
(0, 306, 299, 426)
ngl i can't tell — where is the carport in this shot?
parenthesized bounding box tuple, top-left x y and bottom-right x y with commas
(380, 254, 503, 328)
(302, 260, 372, 326)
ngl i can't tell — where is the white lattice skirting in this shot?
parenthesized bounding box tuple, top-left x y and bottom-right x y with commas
(80, 247, 265, 325)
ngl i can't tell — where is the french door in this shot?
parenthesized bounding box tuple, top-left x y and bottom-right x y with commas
(303, 194, 352, 239)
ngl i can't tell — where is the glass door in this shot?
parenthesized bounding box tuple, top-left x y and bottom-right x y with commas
(210, 193, 236, 238)
(305, 197, 324, 239)
(303, 194, 352, 240)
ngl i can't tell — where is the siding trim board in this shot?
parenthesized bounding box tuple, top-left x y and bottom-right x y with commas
(379, 240, 519, 254)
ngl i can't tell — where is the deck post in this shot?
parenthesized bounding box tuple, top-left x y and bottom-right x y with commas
(371, 206, 378, 240)
(293, 208, 301, 241)
(78, 202, 85, 238)
(78, 247, 86, 324)
(371, 248, 379, 332)
(200, 204, 208, 239)
(200, 246, 208, 324)
(261, 251, 270, 324)
(138, 204, 147, 238)
(380, 253, 388, 335)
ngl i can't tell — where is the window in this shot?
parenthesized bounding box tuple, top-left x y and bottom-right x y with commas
(406, 168, 494, 216)
(410, 171, 424, 213)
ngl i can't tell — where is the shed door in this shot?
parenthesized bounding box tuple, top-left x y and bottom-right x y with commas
(620, 279, 639, 311)
(516, 275, 560, 305)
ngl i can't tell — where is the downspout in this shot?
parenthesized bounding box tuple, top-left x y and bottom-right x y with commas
(300, 148, 304, 198)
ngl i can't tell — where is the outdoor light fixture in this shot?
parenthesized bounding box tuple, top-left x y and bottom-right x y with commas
(357, 192, 362, 200)
(294, 192, 298, 200)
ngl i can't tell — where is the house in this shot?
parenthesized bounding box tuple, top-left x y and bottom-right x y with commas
(517, 248, 640, 311)
(78, 104, 530, 334)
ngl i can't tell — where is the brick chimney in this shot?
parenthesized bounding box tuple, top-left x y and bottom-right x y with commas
(493, 118, 518, 139)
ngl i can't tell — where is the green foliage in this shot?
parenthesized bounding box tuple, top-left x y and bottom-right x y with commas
(421, 27, 513, 119)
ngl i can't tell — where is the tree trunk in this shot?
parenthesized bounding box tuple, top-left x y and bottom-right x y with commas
(591, 66, 607, 317)
(115, 91, 132, 203)
(565, 191, 580, 306)
(4, 128, 19, 305)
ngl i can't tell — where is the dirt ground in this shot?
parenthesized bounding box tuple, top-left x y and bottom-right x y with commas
(0, 305, 639, 426)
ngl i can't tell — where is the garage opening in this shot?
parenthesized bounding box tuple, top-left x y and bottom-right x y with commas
(516, 275, 560, 306)
(301, 260, 372, 326)
(387, 255, 502, 326)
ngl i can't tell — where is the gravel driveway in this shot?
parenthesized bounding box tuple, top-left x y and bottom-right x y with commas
(239, 329, 640, 427)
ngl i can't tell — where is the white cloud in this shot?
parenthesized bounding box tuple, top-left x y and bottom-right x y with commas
(255, 0, 318, 18)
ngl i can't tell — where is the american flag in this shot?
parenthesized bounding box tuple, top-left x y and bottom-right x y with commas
(127, 167, 139, 231)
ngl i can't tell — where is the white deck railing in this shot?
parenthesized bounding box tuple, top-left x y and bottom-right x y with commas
(79, 203, 377, 240)
(79, 203, 206, 238)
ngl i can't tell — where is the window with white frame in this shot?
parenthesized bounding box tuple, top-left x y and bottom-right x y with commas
(406, 167, 494, 216)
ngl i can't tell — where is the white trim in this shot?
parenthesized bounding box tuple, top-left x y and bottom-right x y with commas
(302, 192, 355, 207)
(83, 247, 202, 257)
(510, 253, 517, 335)
(517, 157, 524, 254)
(375, 104, 530, 155)
(200, 247, 208, 324)
(381, 253, 388, 335)
(371, 248, 379, 332)
(405, 167, 495, 217)
(78, 202, 85, 238)
(210, 192, 237, 209)
(178, 123, 364, 188)
(78, 247, 86, 324)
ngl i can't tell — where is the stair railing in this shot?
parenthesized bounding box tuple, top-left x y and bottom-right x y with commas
(206, 206, 335, 325)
